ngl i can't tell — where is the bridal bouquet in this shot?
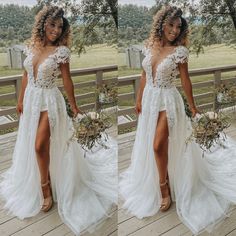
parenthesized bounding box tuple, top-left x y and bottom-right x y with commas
(73, 112, 112, 151)
(215, 83, 236, 104)
(187, 111, 230, 153)
(63, 94, 112, 151)
(97, 83, 118, 104)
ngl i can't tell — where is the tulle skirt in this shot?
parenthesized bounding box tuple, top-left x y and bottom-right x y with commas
(0, 85, 118, 235)
(119, 84, 236, 235)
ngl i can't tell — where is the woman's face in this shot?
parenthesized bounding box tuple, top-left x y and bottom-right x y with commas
(162, 17, 182, 43)
(44, 17, 63, 43)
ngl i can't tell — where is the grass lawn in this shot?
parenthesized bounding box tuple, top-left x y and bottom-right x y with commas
(0, 44, 117, 77)
(118, 44, 236, 76)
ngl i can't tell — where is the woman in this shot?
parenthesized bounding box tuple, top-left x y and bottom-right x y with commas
(0, 6, 117, 235)
(119, 5, 236, 235)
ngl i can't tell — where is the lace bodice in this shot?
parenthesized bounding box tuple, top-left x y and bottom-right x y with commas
(23, 46, 70, 89)
(142, 46, 189, 88)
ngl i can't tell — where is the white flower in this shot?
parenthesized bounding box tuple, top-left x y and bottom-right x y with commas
(217, 93, 224, 103)
(89, 112, 99, 120)
(74, 113, 86, 123)
(99, 93, 106, 102)
(206, 111, 218, 119)
(192, 113, 203, 123)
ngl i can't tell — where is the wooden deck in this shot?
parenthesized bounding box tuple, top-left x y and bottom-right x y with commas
(118, 116, 236, 236)
(0, 127, 117, 236)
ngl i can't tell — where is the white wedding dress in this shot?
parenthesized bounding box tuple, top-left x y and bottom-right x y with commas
(0, 46, 117, 235)
(119, 45, 236, 235)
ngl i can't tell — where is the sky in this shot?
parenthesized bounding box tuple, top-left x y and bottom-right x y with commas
(0, 0, 156, 7)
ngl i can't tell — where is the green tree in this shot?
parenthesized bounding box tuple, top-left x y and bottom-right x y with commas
(37, 0, 117, 54)
(0, 4, 34, 47)
(118, 4, 152, 49)
(153, 0, 236, 53)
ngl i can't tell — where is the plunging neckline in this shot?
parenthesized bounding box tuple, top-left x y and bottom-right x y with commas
(150, 46, 178, 84)
(31, 46, 59, 81)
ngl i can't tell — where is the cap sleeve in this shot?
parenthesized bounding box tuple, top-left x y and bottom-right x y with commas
(56, 46, 70, 64)
(23, 46, 31, 57)
(142, 46, 151, 57)
(174, 46, 189, 64)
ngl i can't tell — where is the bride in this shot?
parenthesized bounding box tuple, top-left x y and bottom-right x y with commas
(119, 5, 236, 235)
(0, 6, 117, 235)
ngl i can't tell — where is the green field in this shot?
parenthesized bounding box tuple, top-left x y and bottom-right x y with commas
(0, 44, 117, 77)
(118, 44, 236, 76)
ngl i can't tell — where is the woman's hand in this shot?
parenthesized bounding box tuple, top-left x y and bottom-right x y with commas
(71, 106, 83, 118)
(135, 100, 142, 115)
(16, 102, 23, 115)
(191, 106, 201, 118)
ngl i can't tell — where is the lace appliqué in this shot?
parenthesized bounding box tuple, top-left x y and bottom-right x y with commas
(174, 46, 189, 64)
(55, 46, 70, 64)
(142, 45, 189, 89)
(23, 46, 71, 89)
(141, 45, 190, 128)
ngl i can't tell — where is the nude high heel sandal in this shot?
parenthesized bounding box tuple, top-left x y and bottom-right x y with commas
(160, 180, 172, 212)
(41, 180, 53, 212)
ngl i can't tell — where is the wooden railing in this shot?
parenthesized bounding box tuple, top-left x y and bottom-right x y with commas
(0, 65, 117, 131)
(118, 65, 236, 133)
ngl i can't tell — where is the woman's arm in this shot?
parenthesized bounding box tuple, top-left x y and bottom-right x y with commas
(60, 62, 82, 116)
(16, 70, 28, 114)
(178, 62, 200, 117)
(135, 70, 146, 114)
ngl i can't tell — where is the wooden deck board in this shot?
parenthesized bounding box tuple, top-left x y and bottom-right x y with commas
(0, 127, 117, 236)
(118, 118, 236, 236)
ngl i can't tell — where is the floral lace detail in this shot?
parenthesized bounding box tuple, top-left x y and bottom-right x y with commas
(142, 45, 189, 89)
(55, 46, 70, 64)
(23, 46, 70, 89)
(141, 45, 189, 128)
(174, 46, 189, 64)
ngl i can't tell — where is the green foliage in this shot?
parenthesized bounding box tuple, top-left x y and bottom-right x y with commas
(0, 4, 34, 48)
(153, 0, 236, 54)
(0, 1, 117, 54)
(118, 4, 152, 51)
(37, 0, 117, 54)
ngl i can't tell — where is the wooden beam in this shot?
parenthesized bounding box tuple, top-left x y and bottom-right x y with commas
(0, 120, 18, 130)
(118, 120, 137, 130)
(0, 107, 16, 116)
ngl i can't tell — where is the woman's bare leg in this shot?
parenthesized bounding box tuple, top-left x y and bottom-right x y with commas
(153, 111, 171, 211)
(35, 111, 51, 199)
(153, 111, 169, 183)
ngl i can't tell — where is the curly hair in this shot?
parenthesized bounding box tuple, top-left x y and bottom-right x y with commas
(146, 5, 189, 48)
(29, 5, 71, 49)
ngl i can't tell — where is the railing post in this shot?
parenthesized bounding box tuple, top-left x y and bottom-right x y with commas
(15, 77, 22, 102)
(133, 76, 140, 101)
(213, 70, 221, 111)
(95, 70, 103, 112)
